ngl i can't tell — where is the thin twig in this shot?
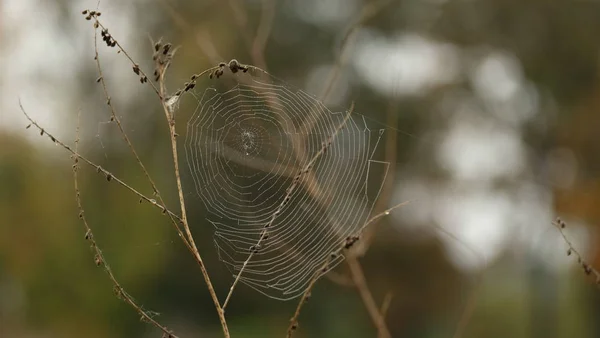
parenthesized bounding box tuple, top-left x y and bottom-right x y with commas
(92, 21, 193, 252)
(552, 217, 600, 285)
(347, 257, 392, 338)
(20, 102, 181, 222)
(83, 12, 160, 98)
(73, 110, 177, 338)
(157, 58, 230, 337)
(90, 17, 228, 331)
(286, 261, 328, 338)
(339, 102, 397, 338)
(92, 28, 231, 334)
(287, 201, 411, 338)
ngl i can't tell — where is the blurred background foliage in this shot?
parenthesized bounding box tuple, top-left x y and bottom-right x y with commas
(2, 0, 600, 337)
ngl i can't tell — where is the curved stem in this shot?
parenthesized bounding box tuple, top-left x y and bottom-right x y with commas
(159, 68, 230, 337)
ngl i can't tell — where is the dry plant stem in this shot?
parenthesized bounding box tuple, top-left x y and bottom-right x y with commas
(347, 257, 392, 338)
(552, 218, 600, 285)
(286, 261, 328, 338)
(287, 201, 411, 338)
(20, 103, 181, 222)
(89, 18, 160, 97)
(334, 108, 397, 337)
(91, 15, 223, 282)
(91, 18, 161, 98)
(92, 24, 192, 251)
(157, 68, 230, 338)
(222, 104, 356, 310)
(92, 19, 228, 333)
(73, 111, 177, 338)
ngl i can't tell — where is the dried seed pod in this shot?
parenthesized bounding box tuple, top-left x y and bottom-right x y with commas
(113, 285, 122, 299)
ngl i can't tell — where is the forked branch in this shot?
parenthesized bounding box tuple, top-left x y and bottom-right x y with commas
(20, 102, 180, 220)
(154, 44, 230, 337)
(72, 110, 177, 338)
(286, 200, 411, 338)
(91, 19, 193, 254)
(346, 257, 392, 338)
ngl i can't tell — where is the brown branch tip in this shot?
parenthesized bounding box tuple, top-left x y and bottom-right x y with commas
(553, 217, 600, 286)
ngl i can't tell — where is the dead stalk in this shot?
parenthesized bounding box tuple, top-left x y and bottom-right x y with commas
(157, 64, 230, 337)
(287, 201, 411, 337)
(347, 257, 392, 338)
(73, 110, 177, 337)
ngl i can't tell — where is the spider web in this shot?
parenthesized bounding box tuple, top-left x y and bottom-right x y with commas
(184, 73, 389, 300)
